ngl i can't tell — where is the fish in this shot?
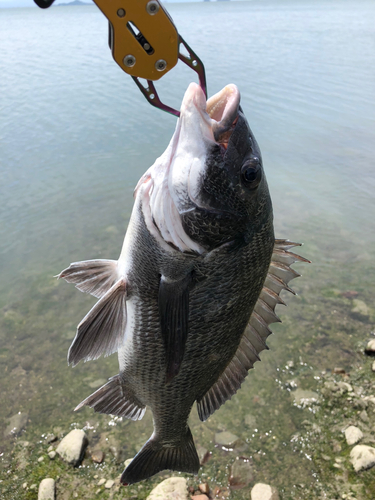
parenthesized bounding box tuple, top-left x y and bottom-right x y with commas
(58, 82, 308, 485)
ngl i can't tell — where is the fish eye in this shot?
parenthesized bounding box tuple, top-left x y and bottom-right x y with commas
(241, 157, 262, 188)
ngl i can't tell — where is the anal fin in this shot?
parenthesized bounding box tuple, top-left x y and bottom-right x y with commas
(75, 375, 145, 421)
(68, 278, 127, 366)
(58, 259, 118, 298)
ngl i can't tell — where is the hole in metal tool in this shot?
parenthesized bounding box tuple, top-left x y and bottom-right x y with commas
(126, 21, 155, 55)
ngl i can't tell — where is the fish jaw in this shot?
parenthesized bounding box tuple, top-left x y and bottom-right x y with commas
(135, 83, 242, 255)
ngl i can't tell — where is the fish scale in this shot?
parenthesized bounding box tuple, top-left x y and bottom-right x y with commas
(58, 82, 308, 484)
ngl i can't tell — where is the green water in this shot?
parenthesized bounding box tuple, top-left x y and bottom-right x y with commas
(1, 0, 375, 498)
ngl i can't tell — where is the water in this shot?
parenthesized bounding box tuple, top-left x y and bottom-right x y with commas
(1, 1, 375, 498)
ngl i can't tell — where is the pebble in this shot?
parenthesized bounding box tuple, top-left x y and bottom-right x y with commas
(196, 445, 210, 465)
(337, 381, 353, 393)
(214, 431, 239, 447)
(22, 483, 28, 489)
(147, 477, 188, 500)
(372, 361, 375, 372)
(350, 445, 375, 472)
(56, 429, 88, 467)
(97, 479, 106, 486)
(333, 367, 346, 374)
(251, 483, 279, 500)
(293, 389, 319, 406)
(345, 426, 363, 446)
(38, 478, 55, 500)
(359, 410, 369, 423)
(47, 446, 53, 452)
(365, 339, 375, 354)
(38, 456, 45, 463)
(91, 450, 104, 464)
(191, 496, 208, 500)
(229, 458, 254, 488)
(4, 412, 28, 437)
(104, 479, 114, 489)
(198, 483, 209, 494)
(48, 451, 56, 460)
(30, 484, 37, 491)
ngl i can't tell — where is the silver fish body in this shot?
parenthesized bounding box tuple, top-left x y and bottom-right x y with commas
(59, 83, 307, 484)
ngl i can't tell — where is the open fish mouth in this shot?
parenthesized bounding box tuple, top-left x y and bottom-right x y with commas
(206, 84, 241, 146)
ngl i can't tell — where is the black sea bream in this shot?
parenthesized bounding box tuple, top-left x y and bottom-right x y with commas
(59, 83, 308, 484)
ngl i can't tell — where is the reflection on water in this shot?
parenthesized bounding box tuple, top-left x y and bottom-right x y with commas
(1, 0, 375, 497)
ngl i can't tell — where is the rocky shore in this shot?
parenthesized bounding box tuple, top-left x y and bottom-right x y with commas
(1, 339, 374, 500)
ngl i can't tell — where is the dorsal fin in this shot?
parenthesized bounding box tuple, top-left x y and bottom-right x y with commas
(197, 239, 310, 421)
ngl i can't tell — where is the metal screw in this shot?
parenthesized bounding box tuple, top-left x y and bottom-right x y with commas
(146, 1, 159, 15)
(124, 55, 136, 68)
(155, 59, 167, 72)
(117, 8, 126, 18)
(143, 43, 151, 51)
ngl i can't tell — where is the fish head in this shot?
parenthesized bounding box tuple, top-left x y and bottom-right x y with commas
(143, 82, 273, 253)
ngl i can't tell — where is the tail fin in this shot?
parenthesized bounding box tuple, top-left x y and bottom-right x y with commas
(121, 427, 199, 485)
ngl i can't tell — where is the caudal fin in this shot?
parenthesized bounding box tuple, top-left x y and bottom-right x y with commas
(121, 427, 199, 485)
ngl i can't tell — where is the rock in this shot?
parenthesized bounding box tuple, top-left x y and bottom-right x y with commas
(4, 412, 28, 437)
(48, 451, 56, 460)
(365, 339, 375, 355)
(46, 434, 58, 444)
(337, 381, 353, 393)
(229, 458, 254, 488)
(38, 478, 55, 500)
(333, 367, 346, 374)
(198, 483, 209, 494)
(359, 410, 369, 423)
(191, 496, 208, 500)
(244, 415, 257, 427)
(215, 431, 239, 447)
(104, 480, 114, 489)
(91, 450, 104, 463)
(97, 479, 106, 486)
(147, 477, 188, 500)
(124, 458, 133, 467)
(350, 445, 375, 472)
(293, 389, 319, 406)
(351, 299, 370, 317)
(56, 429, 88, 466)
(38, 456, 45, 463)
(345, 426, 363, 446)
(251, 483, 279, 500)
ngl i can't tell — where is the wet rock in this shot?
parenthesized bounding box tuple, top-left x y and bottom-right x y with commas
(38, 478, 55, 500)
(351, 299, 370, 318)
(91, 450, 104, 464)
(251, 483, 279, 500)
(147, 477, 188, 500)
(229, 458, 254, 488)
(365, 339, 375, 355)
(350, 445, 375, 472)
(4, 412, 28, 437)
(293, 389, 319, 406)
(56, 429, 88, 466)
(215, 431, 239, 447)
(345, 426, 363, 446)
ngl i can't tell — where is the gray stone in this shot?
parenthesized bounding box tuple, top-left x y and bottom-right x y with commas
(4, 412, 28, 437)
(251, 483, 279, 500)
(215, 431, 239, 447)
(345, 426, 363, 446)
(350, 445, 375, 472)
(293, 389, 319, 406)
(56, 429, 88, 466)
(104, 479, 114, 489)
(359, 410, 369, 423)
(337, 381, 353, 393)
(229, 458, 254, 487)
(147, 477, 188, 500)
(38, 478, 55, 500)
(91, 450, 104, 463)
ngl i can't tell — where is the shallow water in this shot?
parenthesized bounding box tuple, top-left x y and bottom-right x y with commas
(1, 0, 375, 497)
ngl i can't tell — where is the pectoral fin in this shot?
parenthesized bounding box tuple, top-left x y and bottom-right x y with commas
(158, 273, 193, 382)
(68, 278, 127, 366)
